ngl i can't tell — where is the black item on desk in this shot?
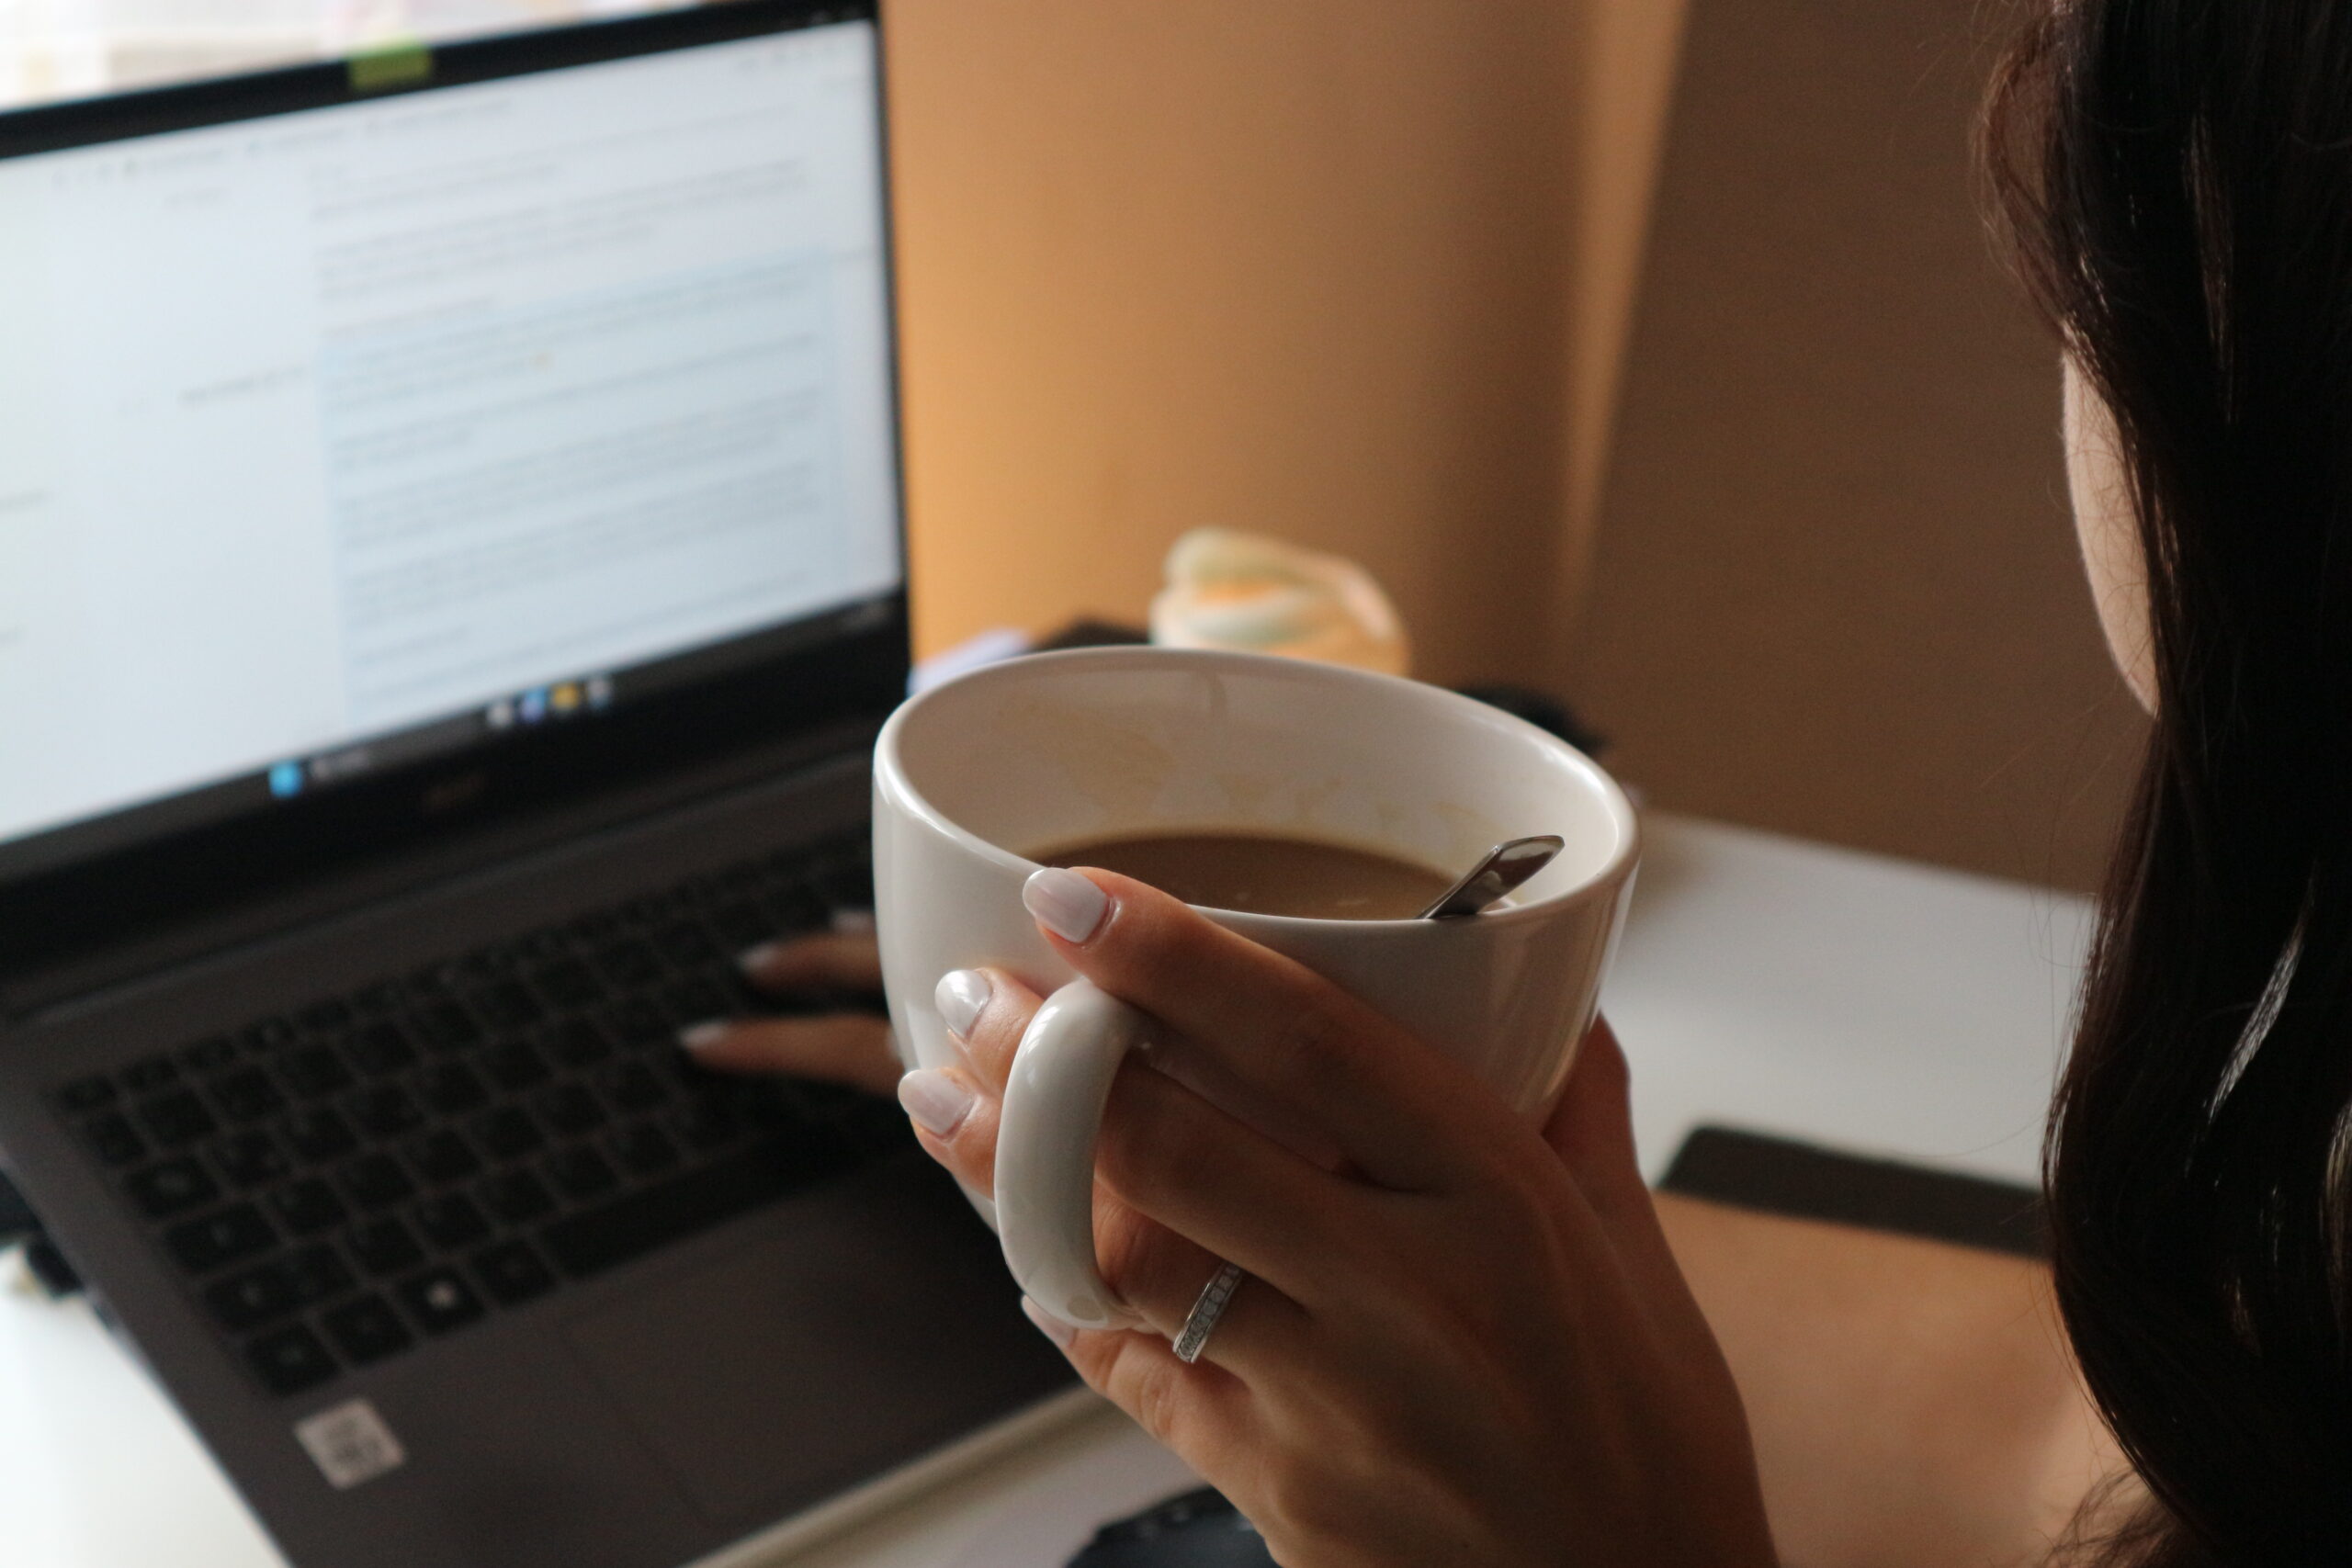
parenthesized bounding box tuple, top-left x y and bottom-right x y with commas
(1034, 619, 1154, 652)
(1068, 1487, 1275, 1568)
(1453, 683, 1608, 758)
(0, 1171, 34, 1245)
(1660, 1125, 2049, 1259)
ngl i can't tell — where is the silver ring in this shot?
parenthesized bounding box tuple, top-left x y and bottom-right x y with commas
(1171, 1260, 1246, 1365)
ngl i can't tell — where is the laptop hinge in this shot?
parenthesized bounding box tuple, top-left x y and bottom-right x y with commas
(3, 719, 878, 1026)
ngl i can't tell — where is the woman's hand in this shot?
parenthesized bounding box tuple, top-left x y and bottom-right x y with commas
(677, 922, 903, 1096)
(899, 867, 1777, 1568)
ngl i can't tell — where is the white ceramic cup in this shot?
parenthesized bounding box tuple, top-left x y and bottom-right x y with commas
(873, 648, 1640, 1331)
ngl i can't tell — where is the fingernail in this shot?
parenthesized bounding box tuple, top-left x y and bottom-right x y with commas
(831, 908, 876, 935)
(678, 1020, 730, 1052)
(898, 1068, 976, 1137)
(935, 970, 991, 1038)
(1022, 1295, 1079, 1350)
(735, 942, 781, 976)
(1023, 867, 1109, 944)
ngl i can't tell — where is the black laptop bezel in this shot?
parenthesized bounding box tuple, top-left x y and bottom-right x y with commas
(0, 0, 911, 982)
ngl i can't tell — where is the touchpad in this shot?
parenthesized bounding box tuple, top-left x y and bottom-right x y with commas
(565, 1156, 1075, 1526)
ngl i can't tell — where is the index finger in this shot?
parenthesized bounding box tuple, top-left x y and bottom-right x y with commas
(1021, 866, 1501, 1191)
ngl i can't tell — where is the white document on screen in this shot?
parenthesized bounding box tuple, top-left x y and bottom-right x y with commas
(0, 23, 900, 849)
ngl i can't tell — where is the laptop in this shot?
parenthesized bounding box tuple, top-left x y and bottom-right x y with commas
(0, 6, 1083, 1566)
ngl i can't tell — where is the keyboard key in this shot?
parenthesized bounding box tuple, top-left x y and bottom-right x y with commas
(120, 1055, 179, 1093)
(284, 1108, 358, 1164)
(535, 1082, 606, 1137)
(345, 1023, 417, 1077)
(540, 1140, 812, 1280)
(594, 941, 662, 987)
(285, 1243, 356, 1303)
(396, 1268, 485, 1335)
(277, 1046, 354, 1100)
(83, 1112, 150, 1167)
(655, 923, 719, 968)
(480, 1168, 556, 1224)
(212, 1130, 291, 1187)
(616, 1118, 684, 1173)
(543, 1019, 613, 1069)
(347, 1218, 425, 1277)
(125, 1157, 219, 1218)
(322, 1294, 413, 1365)
(761, 886, 828, 933)
(405, 1129, 481, 1185)
(268, 1179, 348, 1236)
(707, 901, 773, 948)
(347, 1085, 423, 1140)
(411, 1001, 482, 1054)
(661, 978, 734, 1028)
(413, 1193, 491, 1249)
(602, 1061, 669, 1112)
(209, 1067, 285, 1124)
(297, 997, 355, 1033)
(481, 1042, 549, 1092)
(816, 854, 874, 911)
(138, 1091, 217, 1147)
(178, 1036, 238, 1072)
(340, 1153, 415, 1211)
(53, 1074, 118, 1113)
(164, 1203, 278, 1274)
(604, 998, 672, 1048)
(475, 1106, 545, 1161)
(247, 1324, 338, 1396)
(544, 1145, 617, 1201)
(240, 1017, 298, 1054)
(205, 1260, 301, 1333)
(532, 960, 603, 1010)
(471, 982, 543, 1032)
(418, 1062, 490, 1116)
(471, 1239, 557, 1305)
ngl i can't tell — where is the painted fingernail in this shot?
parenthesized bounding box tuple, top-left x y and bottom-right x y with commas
(678, 1021, 730, 1052)
(1022, 1295, 1079, 1350)
(935, 970, 991, 1038)
(735, 942, 781, 976)
(898, 1069, 976, 1137)
(1023, 867, 1109, 944)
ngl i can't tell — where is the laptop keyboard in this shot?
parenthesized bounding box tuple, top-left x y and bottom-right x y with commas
(47, 831, 910, 1400)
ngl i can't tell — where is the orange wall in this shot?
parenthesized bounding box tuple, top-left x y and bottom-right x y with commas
(884, 0, 1629, 688)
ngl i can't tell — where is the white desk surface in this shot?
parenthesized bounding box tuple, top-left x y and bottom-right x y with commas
(0, 813, 2096, 1568)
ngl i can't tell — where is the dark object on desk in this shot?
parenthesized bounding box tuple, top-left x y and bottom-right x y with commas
(0, 1170, 35, 1245)
(1034, 618, 1153, 652)
(1661, 1125, 2049, 1260)
(1453, 684, 1608, 758)
(1069, 1486, 1275, 1568)
(1032, 623, 1609, 757)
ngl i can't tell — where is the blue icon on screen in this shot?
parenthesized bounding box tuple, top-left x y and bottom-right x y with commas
(519, 688, 550, 725)
(267, 761, 304, 799)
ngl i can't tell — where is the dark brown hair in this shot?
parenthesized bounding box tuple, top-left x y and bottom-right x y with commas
(1984, 3, 2352, 1562)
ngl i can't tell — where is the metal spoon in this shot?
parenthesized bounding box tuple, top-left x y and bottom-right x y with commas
(1418, 836, 1566, 920)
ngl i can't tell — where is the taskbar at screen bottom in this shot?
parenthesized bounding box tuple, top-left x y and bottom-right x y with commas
(0, 593, 903, 887)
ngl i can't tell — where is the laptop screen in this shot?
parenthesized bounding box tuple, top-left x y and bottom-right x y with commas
(0, 9, 903, 885)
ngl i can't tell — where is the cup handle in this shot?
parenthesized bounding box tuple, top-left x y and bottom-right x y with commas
(993, 978, 1153, 1331)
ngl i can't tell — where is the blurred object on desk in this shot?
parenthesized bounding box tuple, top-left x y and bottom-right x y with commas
(1148, 529, 1409, 676)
